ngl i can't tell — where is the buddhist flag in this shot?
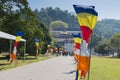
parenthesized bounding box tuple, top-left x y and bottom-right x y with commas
(34, 38, 39, 48)
(47, 41, 51, 48)
(9, 32, 24, 64)
(34, 38, 39, 58)
(72, 33, 82, 49)
(73, 5, 98, 79)
(73, 5, 98, 43)
(72, 33, 82, 61)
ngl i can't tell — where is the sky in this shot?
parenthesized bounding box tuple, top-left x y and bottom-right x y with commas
(28, 0, 120, 20)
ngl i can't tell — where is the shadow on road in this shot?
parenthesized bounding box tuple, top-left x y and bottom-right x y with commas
(64, 70, 76, 74)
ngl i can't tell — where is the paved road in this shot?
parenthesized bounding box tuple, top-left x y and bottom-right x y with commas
(0, 56, 76, 80)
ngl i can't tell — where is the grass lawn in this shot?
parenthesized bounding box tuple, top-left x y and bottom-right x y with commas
(89, 56, 120, 80)
(0, 54, 55, 71)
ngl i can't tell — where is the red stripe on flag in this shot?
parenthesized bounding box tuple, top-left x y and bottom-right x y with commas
(14, 42, 19, 47)
(36, 46, 39, 49)
(75, 43, 80, 49)
(80, 26, 92, 43)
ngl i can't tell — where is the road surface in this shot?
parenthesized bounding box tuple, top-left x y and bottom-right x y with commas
(0, 56, 76, 80)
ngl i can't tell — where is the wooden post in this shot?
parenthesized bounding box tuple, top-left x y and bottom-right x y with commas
(87, 34, 93, 80)
(23, 42, 26, 62)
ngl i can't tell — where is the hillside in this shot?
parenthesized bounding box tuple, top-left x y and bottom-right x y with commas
(34, 7, 120, 38)
(95, 19, 120, 38)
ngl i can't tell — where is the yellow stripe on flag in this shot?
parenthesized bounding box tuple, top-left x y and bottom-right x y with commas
(74, 38, 82, 44)
(77, 13, 98, 30)
(47, 45, 50, 48)
(78, 70, 81, 80)
(36, 42, 39, 46)
(16, 36, 21, 42)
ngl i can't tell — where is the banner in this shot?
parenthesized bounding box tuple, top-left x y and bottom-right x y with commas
(34, 38, 39, 59)
(73, 4, 98, 79)
(72, 33, 82, 61)
(9, 32, 24, 64)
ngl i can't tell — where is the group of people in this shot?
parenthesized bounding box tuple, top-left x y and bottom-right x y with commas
(45, 47, 72, 56)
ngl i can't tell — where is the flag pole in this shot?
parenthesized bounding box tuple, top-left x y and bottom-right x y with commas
(87, 33, 93, 80)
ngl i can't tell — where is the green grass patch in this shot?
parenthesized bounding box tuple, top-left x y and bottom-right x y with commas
(0, 54, 55, 71)
(88, 56, 120, 80)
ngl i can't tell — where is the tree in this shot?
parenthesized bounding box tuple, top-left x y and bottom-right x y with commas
(108, 32, 120, 57)
(0, 0, 30, 53)
(34, 7, 79, 28)
(0, 0, 52, 55)
(94, 19, 120, 39)
(94, 39, 109, 56)
(37, 8, 52, 26)
(88, 33, 103, 48)
(50, 20, 68, 31)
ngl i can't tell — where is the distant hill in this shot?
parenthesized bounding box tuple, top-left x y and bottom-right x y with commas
(34, 7, 120, 38)
(94, 19, 120, 38)
(34, 7, 79, 28)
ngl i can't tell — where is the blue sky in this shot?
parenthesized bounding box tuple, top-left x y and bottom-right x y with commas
(28, 0, 120, 20)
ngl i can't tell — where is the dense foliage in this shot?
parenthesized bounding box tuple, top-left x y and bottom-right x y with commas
(50, 20, 68, 31)
(94, 19, 120, 38)
(34, 7, 79, 28)
(0, 0, 51, 55)
(93, 19, 120, 56)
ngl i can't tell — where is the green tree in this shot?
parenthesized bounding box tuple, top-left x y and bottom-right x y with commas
(94, 19, 120, 38)
(50, 20, 68, 31)
(89, 33, 103, 48)
(34, 7, 79, 28)
(0, 0, 51, 55)
(0, 0, 30, 53)
(94, 39, 109, 55)
(35, 8, 52, 26)
(108, 32, 120, 57)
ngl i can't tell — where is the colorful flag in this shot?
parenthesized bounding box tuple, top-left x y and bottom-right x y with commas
(72, 33, 82, 49)
(73, 5, 98, 43)
(34, 38, 39, 48)
(46, 41, 54, 55)
(73, 4, 98, 79)
(9, 32, 24, 64)
(72, 33, 82, 61)
(34, 38, 39, 59)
